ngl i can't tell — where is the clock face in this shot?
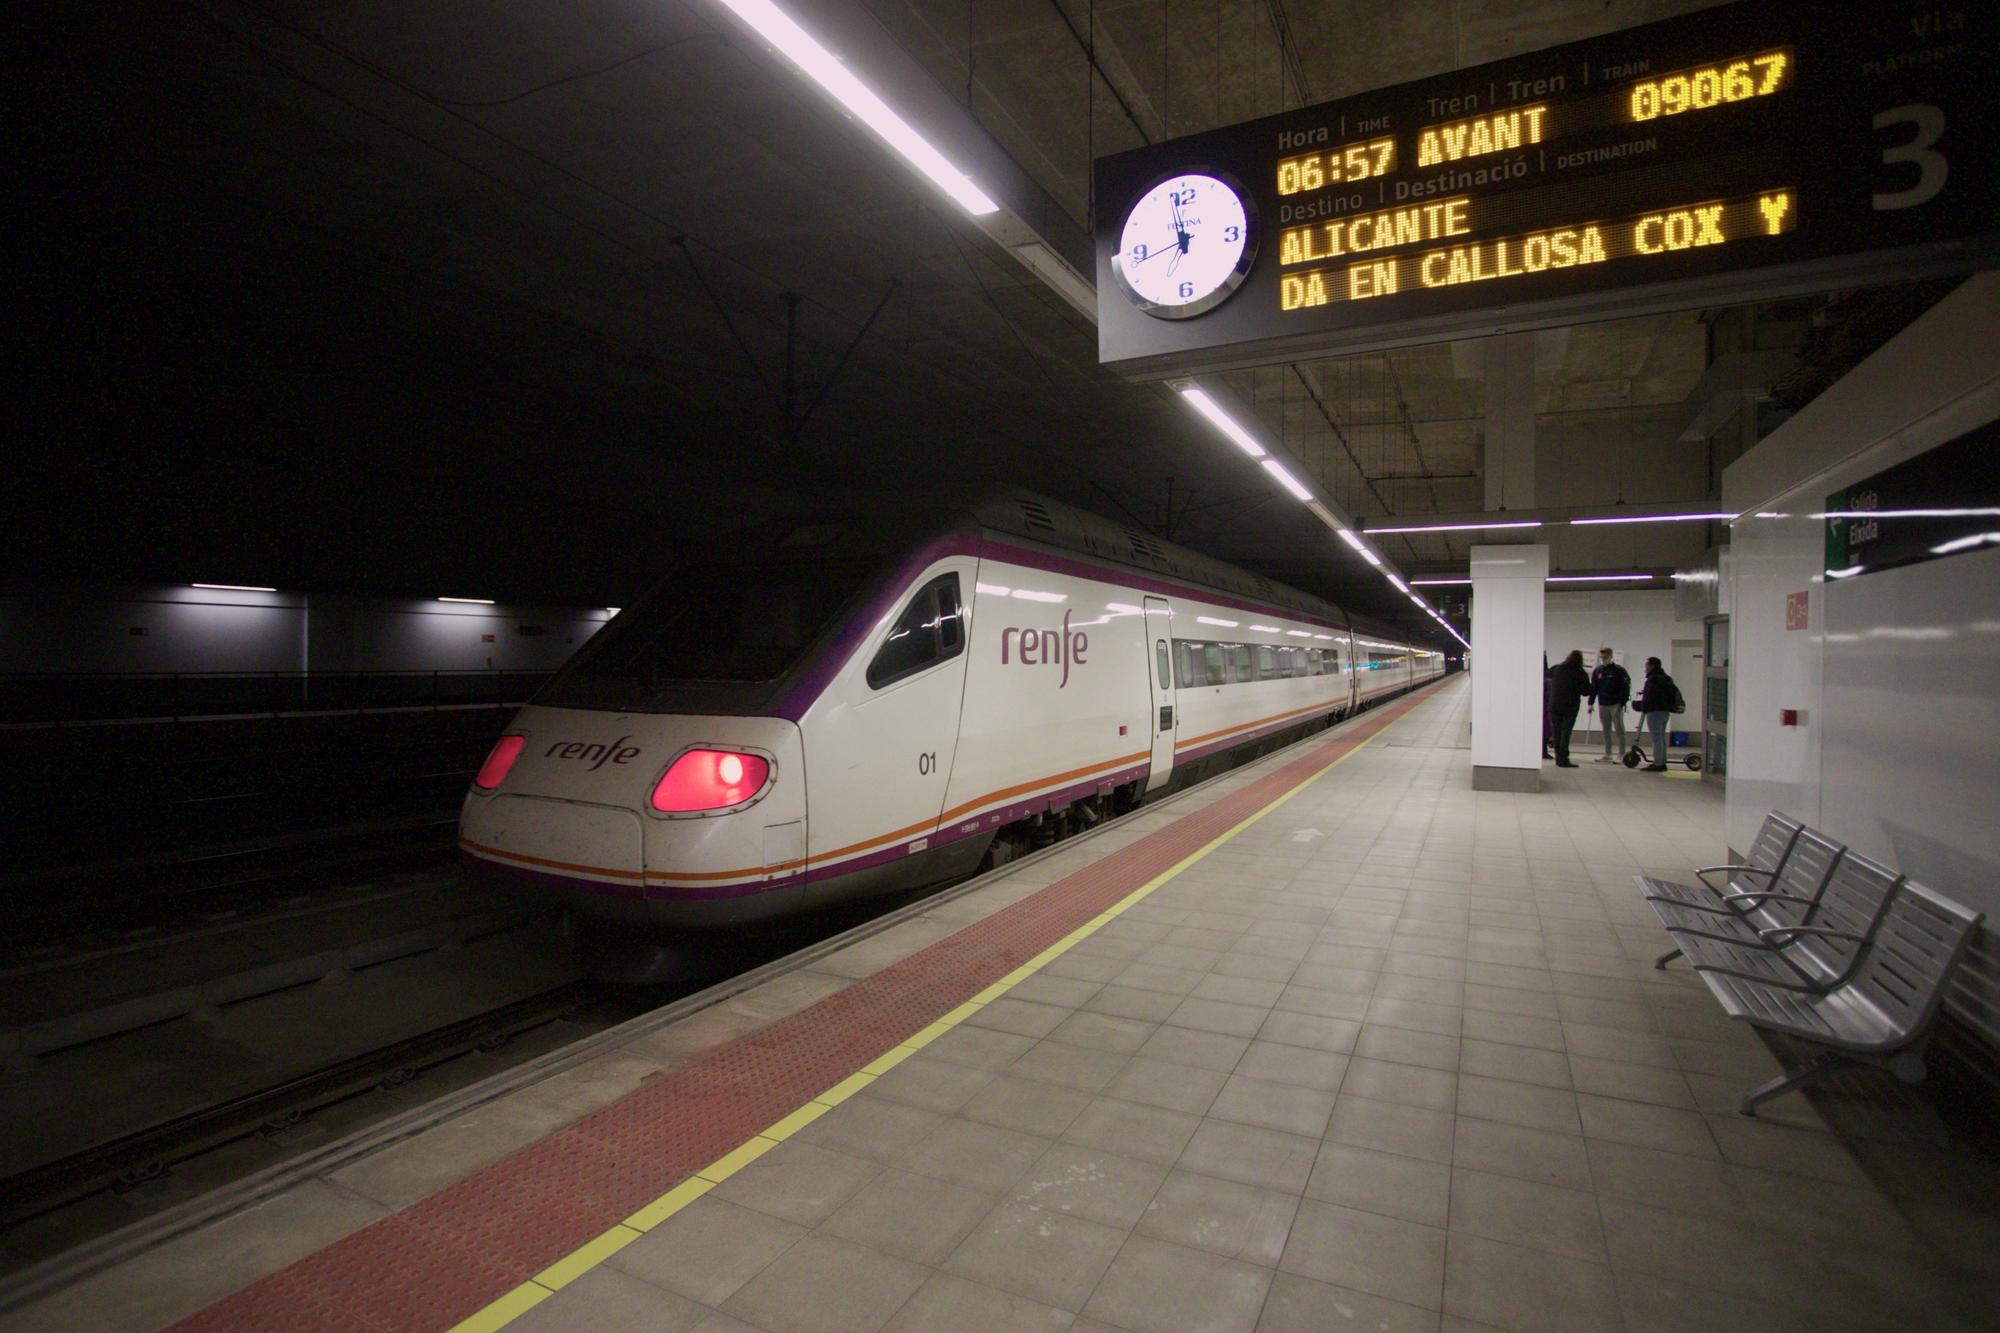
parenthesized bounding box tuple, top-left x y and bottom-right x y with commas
(1112, 173, 1256, 319)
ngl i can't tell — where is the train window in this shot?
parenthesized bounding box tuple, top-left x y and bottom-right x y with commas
(866, 574, 963, 689)
(1176, 641, 1199, 688)
(1204, 643, 1227, 683)
(1255, 645, 1275, 678)
(1290, 648, 1307, 678)
(1155, 640, 1171, 691)
(539, 557, 875, 704)
(1309, 649, 1325, 675)
(1229, 644, 1253, 683)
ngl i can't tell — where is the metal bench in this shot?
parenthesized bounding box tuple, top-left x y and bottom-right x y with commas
(1689, 877, 1984, 1115)
(1644, 827, 1843, 971)
(1666, 852, 1901, 994)
(1638, 812, 1803, 913)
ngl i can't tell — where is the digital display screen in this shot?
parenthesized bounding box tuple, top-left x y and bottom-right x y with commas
(1093, 0, 1997, 379)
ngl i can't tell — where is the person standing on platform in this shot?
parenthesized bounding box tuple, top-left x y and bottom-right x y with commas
(1632, 656, 1679, 772)
(1547, 650, 1590, 768)
(1588, 647, 1631, 763)
(1541, 660, 1553, 759)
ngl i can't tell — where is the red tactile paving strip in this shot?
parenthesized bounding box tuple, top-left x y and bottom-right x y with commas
(175, 686, 1439, 1331)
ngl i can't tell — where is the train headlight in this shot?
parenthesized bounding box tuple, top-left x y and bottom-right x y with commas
(473, 735, 526, 790)
(651, 749, 771, 812)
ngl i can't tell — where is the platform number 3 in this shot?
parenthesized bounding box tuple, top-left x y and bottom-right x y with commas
(1873, 105, 1947, 210)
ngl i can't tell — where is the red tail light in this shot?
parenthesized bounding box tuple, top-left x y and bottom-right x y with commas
(651, 749, 770, 812)
(474, 734, 526, 790)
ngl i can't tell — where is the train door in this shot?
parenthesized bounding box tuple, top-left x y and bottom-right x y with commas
(1343, 629, 1359, 713)
(1144, 596, 1176, 791)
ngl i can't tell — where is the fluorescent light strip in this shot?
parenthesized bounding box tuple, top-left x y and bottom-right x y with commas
(1410, 578, 1471, 585)
(1179, 387, 1266, 458)
(712, 0, 998, 215)
(192, 583, 276, 592)
(1260, 459, 1313, 501)
(1816, 508, 2000, 520)
(1356, 547, 1383, 567)
(1386, 574, 1409, 593)
(1335, 527, 1365, 551)
(1196, 615, 1239, 628)
(1569, 512, 1731, 525)
(1368, 520, 1543, 534)
(439, 597, 496, 604)
(1546, 574, 1655, 583)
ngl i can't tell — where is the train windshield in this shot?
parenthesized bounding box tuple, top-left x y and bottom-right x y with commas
(540, 559, 874, 706)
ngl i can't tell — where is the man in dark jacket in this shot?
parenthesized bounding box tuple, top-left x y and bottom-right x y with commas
(1587, 648, 1631, 763)
(1547, 650, 1591, 767)
(1631, 657, 1679, 771)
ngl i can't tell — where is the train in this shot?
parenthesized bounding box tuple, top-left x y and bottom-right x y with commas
(458, 491, 1444, 939)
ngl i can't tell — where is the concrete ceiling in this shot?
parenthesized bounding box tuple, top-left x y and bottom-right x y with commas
(18, 0, 1787, 635)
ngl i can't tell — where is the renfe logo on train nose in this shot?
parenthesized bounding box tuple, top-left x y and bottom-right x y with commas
(1001, 610, 1089, 688)
(546, 735, 642, 772)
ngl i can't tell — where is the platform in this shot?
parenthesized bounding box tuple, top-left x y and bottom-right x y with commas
(9, 677, 1997, 1332)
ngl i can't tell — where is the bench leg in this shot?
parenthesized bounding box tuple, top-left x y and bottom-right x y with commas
(1654, 947, 1682, 970)
(1739, 1053, 1841, 1116)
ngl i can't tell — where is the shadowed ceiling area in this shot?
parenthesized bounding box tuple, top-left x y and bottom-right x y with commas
(17, 0, 1870, 635)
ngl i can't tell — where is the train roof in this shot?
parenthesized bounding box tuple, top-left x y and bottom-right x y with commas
(751, 487, 1426, 648)
(959, 490, 1422, 646)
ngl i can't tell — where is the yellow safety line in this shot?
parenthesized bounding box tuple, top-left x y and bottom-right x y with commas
(449, 703, 1418, 1331)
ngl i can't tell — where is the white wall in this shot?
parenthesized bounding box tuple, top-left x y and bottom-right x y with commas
(1721, 273, 1999, 1041)
(0, 585, 612, 675)
(1543, 588, 1704, 684)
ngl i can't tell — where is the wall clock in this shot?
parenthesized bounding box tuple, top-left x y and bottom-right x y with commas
(1111, 172, 1257, 319)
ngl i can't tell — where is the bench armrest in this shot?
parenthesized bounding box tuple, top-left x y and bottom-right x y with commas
(1758, 925, 1868, 945)
(1696, 865, 1775, 892)
(1721, 890, 1811, 907)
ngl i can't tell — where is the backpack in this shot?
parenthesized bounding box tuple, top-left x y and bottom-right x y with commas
(1669, 679, 1687, 715)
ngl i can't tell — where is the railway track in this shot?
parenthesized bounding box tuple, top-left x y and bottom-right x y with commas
(0, 982, 606, 1230)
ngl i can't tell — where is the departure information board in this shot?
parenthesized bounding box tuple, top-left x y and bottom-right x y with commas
(1093, 0, 1997, 379)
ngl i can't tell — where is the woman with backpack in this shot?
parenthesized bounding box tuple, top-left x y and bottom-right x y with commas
(1631, 657, 1683, 772)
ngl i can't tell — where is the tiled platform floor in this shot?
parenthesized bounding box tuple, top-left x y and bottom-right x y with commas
(492, 679, 2000, 1332)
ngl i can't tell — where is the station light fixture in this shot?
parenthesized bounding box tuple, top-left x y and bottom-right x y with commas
(1386, 574, 1409, 593)
(1366, 519, 1543, 534)
(1568, 512, 1732, 525)
(712, 0, 998, 215)
(1179, 387, 1267, 458)
(192, 583, 277, 592)
(438, 596, 496, 604)
(1410, 578, 1471, 585)
(1546, 573, 1656, 583)
(605, 606, 622, 615)
(1260, 459, 1314, 501)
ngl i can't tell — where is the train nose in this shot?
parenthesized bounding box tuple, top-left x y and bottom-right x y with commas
(459, 707, 808, 925)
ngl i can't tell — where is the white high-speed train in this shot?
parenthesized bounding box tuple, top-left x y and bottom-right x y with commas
(459, 491, 1444, 930)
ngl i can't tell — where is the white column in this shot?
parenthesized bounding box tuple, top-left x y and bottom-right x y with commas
(1470, 543, 1550, 792)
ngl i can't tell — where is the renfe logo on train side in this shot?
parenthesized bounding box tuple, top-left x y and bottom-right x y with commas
(1001, 610, 1090, 688)
(546, 735, 642, 772)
